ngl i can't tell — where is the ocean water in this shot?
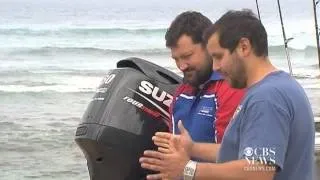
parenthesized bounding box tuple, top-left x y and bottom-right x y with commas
(1, 0, 320, 179)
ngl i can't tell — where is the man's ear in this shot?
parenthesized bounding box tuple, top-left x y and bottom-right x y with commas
(236, 37, 252, 57)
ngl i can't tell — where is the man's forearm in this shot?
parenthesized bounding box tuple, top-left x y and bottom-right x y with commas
(194, 159, 275, 180)
(191, 143, 220, 162)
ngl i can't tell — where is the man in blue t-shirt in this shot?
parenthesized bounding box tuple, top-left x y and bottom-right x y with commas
(215, 70, 315, 180)
(139, 9, 315, 180)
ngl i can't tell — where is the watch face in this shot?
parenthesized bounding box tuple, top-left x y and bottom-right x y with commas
(185, 166, 195, 175)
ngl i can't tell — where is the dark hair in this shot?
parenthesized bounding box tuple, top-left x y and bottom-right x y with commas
(165, 11, 212, 47)
(203, 9, 268, 57)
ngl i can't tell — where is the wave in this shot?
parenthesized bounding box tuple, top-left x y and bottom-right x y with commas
(4, 47, 169, 56)
(1, 80, 60, 87)
(0, 27, 166, 37)
(0, 69, 109, 77)
(0, 64, 179, 78)
(0, 72, 104, 93)
(0, 84, 97, 93)
(268, 45, 318, 53)
(293, 74, 320, 79)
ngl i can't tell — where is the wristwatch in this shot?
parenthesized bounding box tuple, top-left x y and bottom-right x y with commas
(183, 160, 197, 180)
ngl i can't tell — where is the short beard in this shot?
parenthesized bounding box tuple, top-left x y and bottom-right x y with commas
(184, 57, 212, 87)
(230, 56, 247, 89)
(230, 77, 246, 89)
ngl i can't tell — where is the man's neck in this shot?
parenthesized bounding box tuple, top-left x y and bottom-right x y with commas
(246, 57, 277, 87)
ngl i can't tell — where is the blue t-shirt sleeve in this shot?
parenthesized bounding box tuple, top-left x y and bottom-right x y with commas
(238, 100, 290, 170)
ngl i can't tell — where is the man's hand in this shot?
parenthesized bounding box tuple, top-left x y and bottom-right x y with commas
(139, 120, 192, 179)
(153, 120, 194, 155)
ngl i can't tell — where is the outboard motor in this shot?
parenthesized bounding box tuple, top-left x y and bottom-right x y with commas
(75, 57, 182, 180)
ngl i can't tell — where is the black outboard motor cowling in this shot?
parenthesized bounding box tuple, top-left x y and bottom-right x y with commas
(75, 57, 182, 180)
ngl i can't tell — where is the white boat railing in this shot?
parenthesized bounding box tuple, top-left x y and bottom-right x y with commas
(315, 132, 320, 152)
(315, 117, 320, 123)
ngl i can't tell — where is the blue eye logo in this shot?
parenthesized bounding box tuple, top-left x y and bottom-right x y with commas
(244, 147, 254, 157)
